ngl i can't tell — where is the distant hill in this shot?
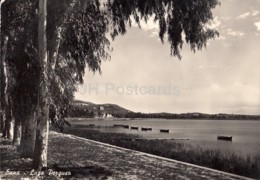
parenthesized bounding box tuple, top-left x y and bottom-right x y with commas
(69, 100, 132, 118)
(74, 100, 95, 105)
(69, 100, 260, 120)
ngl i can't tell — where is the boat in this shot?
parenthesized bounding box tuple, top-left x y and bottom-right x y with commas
(160, 129, 169, 133)
(130, 126, 138, 130)
(141, 127, 152, 131)
(217, 135, 232, 141)
(114, 124, 128, 128)
(122, 125, 129, 129)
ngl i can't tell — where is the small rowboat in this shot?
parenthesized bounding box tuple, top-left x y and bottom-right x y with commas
(141, 127, 152, 131)
(122, 125, 129, 129)
(114, 124, 122, 127)
(160, 129, 169, 133)
(217, 135, 232, 141)
(114, 124, 129, 128)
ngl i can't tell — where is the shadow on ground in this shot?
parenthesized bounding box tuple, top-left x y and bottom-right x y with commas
(0, 137, 113, 180)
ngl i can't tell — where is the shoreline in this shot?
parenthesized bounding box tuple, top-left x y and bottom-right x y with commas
(61, 131, 252, 180)
(67, 117, 260, 121)
(62, 126, 260, 179)
(1, 131, 253, 180)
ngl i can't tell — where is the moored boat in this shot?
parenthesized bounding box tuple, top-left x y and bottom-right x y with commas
(141, 127, 152, 131)
(122, 125, 129, 129)
(160, 129, 169, 133)
(217, 135, 232, 141)
(114, 124, 122, 127)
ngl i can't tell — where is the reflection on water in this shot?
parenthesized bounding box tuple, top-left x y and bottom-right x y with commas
(68, 118, 260, 156)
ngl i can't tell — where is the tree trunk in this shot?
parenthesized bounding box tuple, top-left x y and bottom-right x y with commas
(1, 114, 7, 138)
(13, 120, 22, 147)
(5, 98, 14, 140)
(0, 37, 8, 137)
(33, 0, 49, 170)
(33, 112, 49, 169)
(20, 112, 36, 157)
(0, 0, 3, 135)
(0, 112, 3, 134)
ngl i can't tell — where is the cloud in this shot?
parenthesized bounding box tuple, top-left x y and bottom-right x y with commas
(210, 83, 221, 92)
(141, 19, 158, 32)
(252, 10, 260, 16)
(131, 15, 158, 32)
(216, 35, 226, 40)
(130, 15, 160, 39)
(221, 17, 231, 21)
(219, 106, 260, 115)
(207, 16, 222, 29)
(254, 21, 260, 31)
(197, 65, 227, 70)
(237, 12, 250, 19)
(226, 28, 245, 37)
(237, 10, 260, 19)
(205, 17, 226, 41)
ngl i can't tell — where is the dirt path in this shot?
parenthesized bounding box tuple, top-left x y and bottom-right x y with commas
(1, 131, 252, 179)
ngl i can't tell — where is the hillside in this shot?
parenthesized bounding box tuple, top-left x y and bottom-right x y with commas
(69, 100, 132, 118)
(70, 100, 260, 120)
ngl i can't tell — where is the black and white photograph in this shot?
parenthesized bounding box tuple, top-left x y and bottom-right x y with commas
(0, 0, 260, 179)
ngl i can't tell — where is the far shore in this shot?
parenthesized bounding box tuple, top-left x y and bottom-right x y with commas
(66, 117, 260, 121)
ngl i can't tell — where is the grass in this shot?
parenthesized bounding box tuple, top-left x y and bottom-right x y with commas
(62, 125, 260, 179)
(0, 132, 114, 180)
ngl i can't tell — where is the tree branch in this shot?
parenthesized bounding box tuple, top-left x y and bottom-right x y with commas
(48, 0, 78, 70)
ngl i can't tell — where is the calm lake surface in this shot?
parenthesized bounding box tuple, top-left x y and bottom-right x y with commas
(68, 118, 260, 156)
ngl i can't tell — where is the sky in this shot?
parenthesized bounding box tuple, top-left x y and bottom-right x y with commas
(75, 0, 260, 115)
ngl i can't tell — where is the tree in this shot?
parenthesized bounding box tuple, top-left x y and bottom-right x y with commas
(0, 35, 7, 138)
(1, 0, 220, 169)
(106, 0, 219, 58)
(0, 0, 3, 135)
(32, 0, 49, 169)
(1, 0, 38, 157)
(0, 36, 14, 141)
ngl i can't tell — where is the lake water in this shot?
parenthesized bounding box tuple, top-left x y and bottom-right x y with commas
(68, 118, 260, 156)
